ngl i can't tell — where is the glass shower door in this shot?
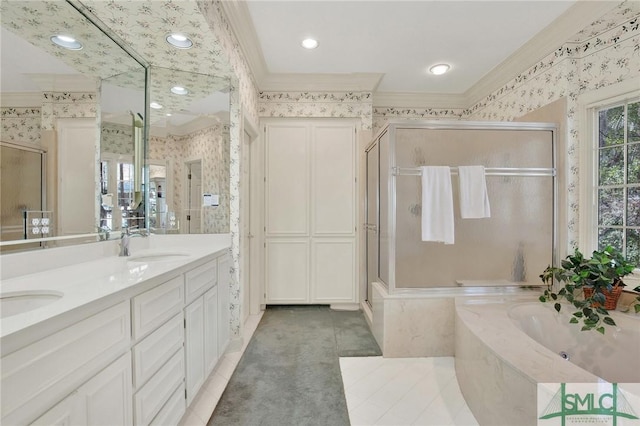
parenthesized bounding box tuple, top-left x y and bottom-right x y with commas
(365, 143, 379, 304)
(0, 144, 44, 243)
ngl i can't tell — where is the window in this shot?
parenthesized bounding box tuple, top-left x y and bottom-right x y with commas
(595, 99, 640, 265)
(100, 156, 136, 231)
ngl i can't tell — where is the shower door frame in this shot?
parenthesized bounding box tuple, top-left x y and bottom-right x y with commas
(382, 120, 558, 296)
(0, 141, 47, 243)
(364, 139, 380, 306)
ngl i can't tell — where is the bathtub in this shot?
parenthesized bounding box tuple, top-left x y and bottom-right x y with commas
(455, 296, 640, 426)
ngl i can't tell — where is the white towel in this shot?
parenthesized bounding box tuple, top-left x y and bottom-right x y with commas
(421, 166, 455, 244)
(458, 165, 491, 218)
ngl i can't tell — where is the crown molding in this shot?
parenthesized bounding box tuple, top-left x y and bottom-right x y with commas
(464, 0, 619, 106)
(0, 92, 42, 107)
(261, 73, 383, 93)
(220, 0, 269, 85)
(150, 115, 222, 138)
(373, 92, 467, 109)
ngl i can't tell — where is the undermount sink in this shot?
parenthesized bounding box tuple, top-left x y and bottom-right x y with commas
(127, 253, 189, 263)
(0, 290, 63, 318)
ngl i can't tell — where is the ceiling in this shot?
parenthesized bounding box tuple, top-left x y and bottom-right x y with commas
(225, 0, 620, 103)
(246, 1, 576, 94)
(1, 0, 622, 115)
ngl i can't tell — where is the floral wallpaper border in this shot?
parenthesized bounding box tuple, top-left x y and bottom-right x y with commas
(1, 107, 42, 144)
(258, 91, 374, 130)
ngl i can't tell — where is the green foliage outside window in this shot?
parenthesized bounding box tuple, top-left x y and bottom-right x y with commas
(597, 100, 640, 267)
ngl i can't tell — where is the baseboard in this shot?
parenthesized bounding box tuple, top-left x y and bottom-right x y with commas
(225, 336, 244, 353)
(329, 303, 360, 311)
(361, 301, 373, 327)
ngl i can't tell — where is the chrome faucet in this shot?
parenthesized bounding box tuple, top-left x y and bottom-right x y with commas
(119, 226, 148, 257)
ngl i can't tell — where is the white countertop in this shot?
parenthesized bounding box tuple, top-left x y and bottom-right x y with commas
(0, 234, 231, 352)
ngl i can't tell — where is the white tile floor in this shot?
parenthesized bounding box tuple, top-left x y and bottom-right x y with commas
(181, 313, 478, 426)
(340, 357, 479, 426)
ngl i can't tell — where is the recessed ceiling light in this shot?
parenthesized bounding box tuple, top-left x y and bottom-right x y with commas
(166, 33, 193, 49)
(150, 102, 163, 109)
(171, 86, 189, 95)
(166, 113, 172, 117)
(50, 35, 82, 50)
(301, 38, 319, 49)
(429, 64, 450, 75)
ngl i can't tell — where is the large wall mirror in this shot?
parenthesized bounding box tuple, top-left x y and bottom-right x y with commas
(0, 0, 147, 251)
(145, 67, 231, 235)
(1, 1, 233, 254)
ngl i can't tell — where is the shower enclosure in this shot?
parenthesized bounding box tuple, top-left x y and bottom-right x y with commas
(365, 121, 557, 298)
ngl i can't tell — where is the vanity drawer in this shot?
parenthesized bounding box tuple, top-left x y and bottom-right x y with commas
(149, 382, 186, 426)
(134, 349, 184, 426)
(132, 276, 184, 340)
(1, 301, 130, 425)
(133, 312, 184, 389)
(185, 261, 217, 303)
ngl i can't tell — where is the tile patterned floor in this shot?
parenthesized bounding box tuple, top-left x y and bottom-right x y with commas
(181, 313, 478, 426)
(340, 357, 479, 426)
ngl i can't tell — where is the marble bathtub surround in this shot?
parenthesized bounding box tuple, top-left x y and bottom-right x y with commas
(371, 282, 455, 357)
(454, 295, 604, 426)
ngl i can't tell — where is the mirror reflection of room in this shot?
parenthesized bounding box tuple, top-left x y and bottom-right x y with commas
(0, 0, 145, 249)
(146, 67, 231, 234)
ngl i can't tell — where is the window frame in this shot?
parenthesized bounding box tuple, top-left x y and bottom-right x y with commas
(578, 78, 640, 272)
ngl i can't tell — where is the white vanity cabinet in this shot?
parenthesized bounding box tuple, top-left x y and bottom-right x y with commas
(184, 258, 222, 405)
(1, 301, 131, 425)
(32, 352, 133, 426)
(1, 239, 233, 426)
(131, 276, 185, 426)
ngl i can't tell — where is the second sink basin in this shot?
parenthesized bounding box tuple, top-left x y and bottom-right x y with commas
(1, 290, 63, 318)
(127, 253, 189, 263)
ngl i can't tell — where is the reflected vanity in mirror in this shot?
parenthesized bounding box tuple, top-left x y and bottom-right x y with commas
(0, 0, 147, 251)
(146, 67, 230, 235)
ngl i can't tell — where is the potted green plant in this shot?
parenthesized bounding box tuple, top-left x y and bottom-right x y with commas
(539, 246, 636, 333)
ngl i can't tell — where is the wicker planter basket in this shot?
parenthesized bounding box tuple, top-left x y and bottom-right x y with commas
(583, 283, 624, 310)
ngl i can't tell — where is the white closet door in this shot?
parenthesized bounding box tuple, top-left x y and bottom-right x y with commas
(57, 118, 97, 236)
(264, 120, 357, 305)
(265, 124, 309, 236)
(312, 125, 355, 236)
(312, 239, 356, 302)
(266, 239, 309, 303)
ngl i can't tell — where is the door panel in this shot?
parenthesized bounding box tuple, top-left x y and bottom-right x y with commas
(312, 125, 355, 235)
(265, 124, 309, 235)
(312, 239, 355, 302)
(266, 239, 309, 303)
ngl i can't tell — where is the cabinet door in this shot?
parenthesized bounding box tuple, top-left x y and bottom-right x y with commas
(265, 123, 309, 236)
(311, 124, 356, 236)
(184, 298, 205, 405)
(217, 254, 231, 355)
(312, 239, 356, 302)
(80, 353, 133, 426)
(204, 286, 219, 376)
(265, 239, 309, 303)
(56, 118, 97, 236)
(32, 353, 133, 426)
(31, 392, 85, 426)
